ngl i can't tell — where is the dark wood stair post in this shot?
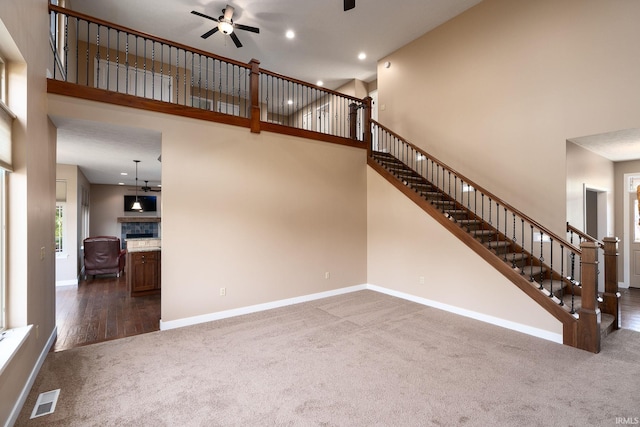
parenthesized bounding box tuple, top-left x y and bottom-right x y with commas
(249, 58, 261, 134)
(577, 241, 601, 353)
(601, 237, 621, 330)
(362, 96, 372, 157)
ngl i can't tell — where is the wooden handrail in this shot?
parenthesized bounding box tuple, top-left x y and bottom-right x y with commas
(371, 119, 581, 255)
(566, 222, 603, 247)
(258, 67, 362, 103)
(49, 4, 251, 70)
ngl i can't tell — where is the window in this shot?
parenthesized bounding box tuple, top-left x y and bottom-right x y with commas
(55, 205, 64, 253)
(49, 0, 66, 78)
(55, 180, 67, 254)
(0, 52, 12, 332)
(0, 57, 5, 105)
(0, 170, 6, 331)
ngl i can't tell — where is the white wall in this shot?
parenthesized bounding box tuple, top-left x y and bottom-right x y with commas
(0, 0, 56, 423)
(55, 164, 79, 285)
(48, 94, 369, 326)
(367, 168, 562, 338)
(565, 142, 614, 237)
(377, 0, 640, 237)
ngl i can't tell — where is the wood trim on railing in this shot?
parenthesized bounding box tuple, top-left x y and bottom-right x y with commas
(249, 59, 261, 134)
(566, 222, 603, 247)
(260, 122, 365, 149)
(258, 67, 362, 103)
(49, 4, 251, 70)
(370, 119, 580, 254)
(48, 79, 251, 128)
(367, 157, 578, 329)
(601, 237, 621, 329)
(577, 241, 601, 353)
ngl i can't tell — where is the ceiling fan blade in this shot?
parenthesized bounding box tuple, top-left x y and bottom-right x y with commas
(201, 27, 219, 39)
(234, 23, 260, 34)
(223, 5, 235, 21)
(344, 0, 355, 11)
(191, 10, 219, 22)
(229, 32, 243, 48)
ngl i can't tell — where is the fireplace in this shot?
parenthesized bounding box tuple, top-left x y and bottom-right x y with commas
(118, 217, 161, 248)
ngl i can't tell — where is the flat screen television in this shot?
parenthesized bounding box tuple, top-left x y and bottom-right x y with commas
(124, 195, 157, 212)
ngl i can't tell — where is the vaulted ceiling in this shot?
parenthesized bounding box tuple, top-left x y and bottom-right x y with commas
(55, 0, 482, 185)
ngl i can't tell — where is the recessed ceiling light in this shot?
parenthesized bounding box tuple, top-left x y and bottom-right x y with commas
(118, 182, 125, 185)
(317, 80, 324, 87)
(286, 30, 295, 39)
(358, 52, 367, 60)
(287, 99, 293, 105)
(120, 172, 128, 176)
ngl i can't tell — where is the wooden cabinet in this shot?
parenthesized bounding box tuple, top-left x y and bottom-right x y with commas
(127, 250, 161, 296)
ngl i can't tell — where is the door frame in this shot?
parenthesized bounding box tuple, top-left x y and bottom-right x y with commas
(583, 183, 607, 292)
(622, 172, 639, 289)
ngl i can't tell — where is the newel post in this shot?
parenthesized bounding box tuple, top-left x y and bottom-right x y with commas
(577, 241, 601, 353)
(602, 237, 621, 330)
(362, 96, 372, 157)
(249, 58, 261, 134)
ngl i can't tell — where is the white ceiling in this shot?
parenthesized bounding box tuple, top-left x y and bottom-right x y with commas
(55, 0, 482, 185)
(569, 129, 640, 162)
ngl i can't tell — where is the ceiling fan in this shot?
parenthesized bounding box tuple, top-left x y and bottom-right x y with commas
(191, 5, 260, 48)
(344, 0, 355, 11)
(128, 180, 161, 193)
(141, 181, 161, 193)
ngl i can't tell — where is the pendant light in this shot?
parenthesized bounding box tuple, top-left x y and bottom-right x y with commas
(131, 160, 142, 211)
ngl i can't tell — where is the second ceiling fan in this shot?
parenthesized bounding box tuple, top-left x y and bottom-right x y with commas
(191, 5, 259, 48)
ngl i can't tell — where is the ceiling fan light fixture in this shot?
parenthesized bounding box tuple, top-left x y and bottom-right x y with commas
(218, 21, 233, 35)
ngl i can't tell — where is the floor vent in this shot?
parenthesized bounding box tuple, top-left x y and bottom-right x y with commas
(30, 389, 60, 419)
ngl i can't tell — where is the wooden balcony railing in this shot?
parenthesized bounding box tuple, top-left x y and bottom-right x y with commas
(48, 4, 366, 148)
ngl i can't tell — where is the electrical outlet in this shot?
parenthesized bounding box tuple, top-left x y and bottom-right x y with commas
(40, 247, 46, 260)
(35, 325, 39, 339)
(219, 287, 226, 296)
(325, 272, 330, 279)
(419, 276, 425, 285)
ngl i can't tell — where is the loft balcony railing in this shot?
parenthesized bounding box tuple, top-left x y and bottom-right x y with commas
(48, 4, 365, 147)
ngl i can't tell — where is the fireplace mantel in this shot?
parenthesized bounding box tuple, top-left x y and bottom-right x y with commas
(117, 217, 161, 223)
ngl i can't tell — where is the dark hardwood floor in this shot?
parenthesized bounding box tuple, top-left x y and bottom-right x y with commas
(620, 287, 640, 332)
(53, 274, 160, 352)
(53, 280, 640, 353)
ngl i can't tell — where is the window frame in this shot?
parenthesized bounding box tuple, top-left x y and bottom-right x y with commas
(0, 170, 6, 332)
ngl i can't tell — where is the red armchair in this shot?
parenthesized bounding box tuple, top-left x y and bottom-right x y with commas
(83, 236, 126, 279)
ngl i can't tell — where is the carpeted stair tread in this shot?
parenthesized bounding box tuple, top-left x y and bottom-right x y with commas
(485, 240, 512, 249)
(500, 252, 529, 263)
(520, 265, 548, 279)
(541, 279, 568, 294)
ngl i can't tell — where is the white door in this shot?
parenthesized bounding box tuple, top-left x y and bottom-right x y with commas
(317, 103, 330, 134)
(630, 189, 640, 288)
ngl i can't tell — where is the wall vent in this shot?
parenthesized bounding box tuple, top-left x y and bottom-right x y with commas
(31, 389, 60, 419)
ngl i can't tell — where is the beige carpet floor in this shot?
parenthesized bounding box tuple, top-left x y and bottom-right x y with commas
(15, 290, 640, 426)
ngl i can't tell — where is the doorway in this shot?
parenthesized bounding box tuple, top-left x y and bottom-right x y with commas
(584, 185, 607, 292)
(623, 174, 640, 289)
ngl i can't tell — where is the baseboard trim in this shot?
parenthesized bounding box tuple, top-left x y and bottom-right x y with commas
(55, 279, 78, 287)
(367, 284, 563, 344)
(160, 285, 368, 331)
(618, 281, 629, 289)
(159, 284, 562, 344)
(5, 326, 57, 427)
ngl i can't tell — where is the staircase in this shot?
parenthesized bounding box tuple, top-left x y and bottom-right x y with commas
(368, 146, 620, 352)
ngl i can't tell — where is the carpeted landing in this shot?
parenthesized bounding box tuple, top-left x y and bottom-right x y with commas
(15, 290, 640, 426)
